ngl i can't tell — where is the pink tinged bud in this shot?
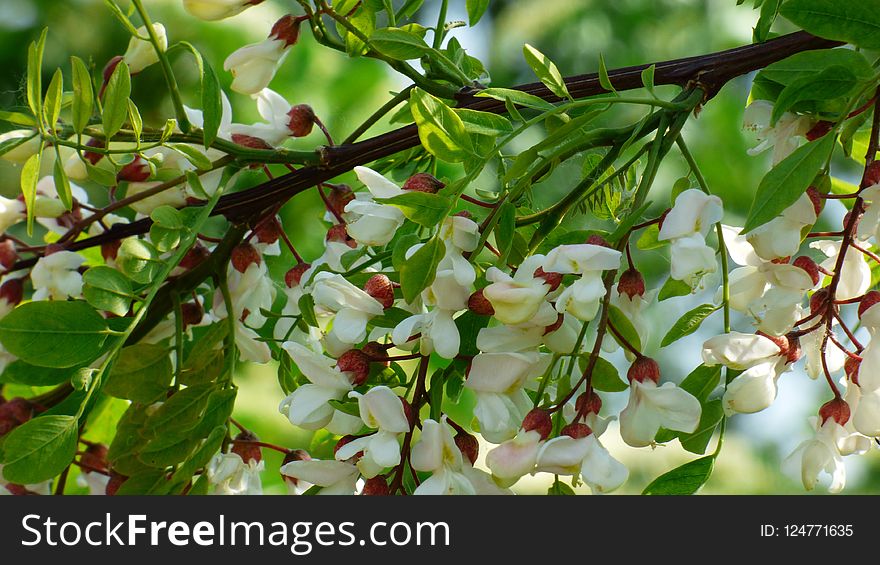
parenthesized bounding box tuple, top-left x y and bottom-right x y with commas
(810, 288, 831, 314)
(102, 56, 124, 85)
(363, 274, 394, 309)
(231, 431, 263, 464)
(327, 223, 357, 248)
(337, 349, 372, 386)
(231, 133, 274, 150)
(819, 397, 851, 426)
(806, 186, 823, 217)
(0, 240, 18, 269)
(585, 234, 611, 248)
(533, 267, 562, 291)
(361, 476, 390, 496)
(105, 471, 127, 496)
(80, 444, 109, 474)
(521, 408, 552, 440)
(270, 14, 302, 47)
(792, 256, 820, 286)
(543, 313, 564, 336)
(561, 422, 593, 439)
(284, 262, 311, 288)
(859, 290, 880, 319)
(617, 268, 646, 298)
(627, 356, 660, 384)
(179, 243, 211, 271)
(806, 120, 833, 142)
(287, 104, 316, 138)
(467, 289, 495, 316)
(362, 342, 391, 367)
(864, 161, 880, 188)
(0, 278, 24, 307)
(116, 156, 151, 183)
(845, 357, 861, 386)
(402, 173, 445, 194)
(181, 301, 204, 328)
(101, 240, 122, 263)
(575, 391, 602, 416)
(231, 243, 262, 273)
(254, 217, 282, 245)
(454, 432, 479, 465)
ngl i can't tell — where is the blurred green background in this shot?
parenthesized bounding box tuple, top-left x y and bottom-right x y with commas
(1, 0, 876, 494)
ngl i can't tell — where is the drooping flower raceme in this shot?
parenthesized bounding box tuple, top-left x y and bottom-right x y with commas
(657, 189, 723, 286)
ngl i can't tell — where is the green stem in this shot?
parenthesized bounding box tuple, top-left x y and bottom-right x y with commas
(432, 0, 449, 49)
(342, 85, 414, 144)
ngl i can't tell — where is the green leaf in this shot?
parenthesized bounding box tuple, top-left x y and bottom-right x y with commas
(149, 206, 185, 252)
(754, 0, 782, 42)
(86, 161, 117, 186)
(607, 305, 641, 352)
(117, 238, 162, 284)
(53, 157, 73, 211)
(0, 301, 110, 368)
(598, 53, 616, 94)
(455, 311, 491, 358)
(640, 64, 655, 93)
(105, 344, 173, 403)
(102, 61, 131, 140)
(1, 415, 78, 484)
(660, 304, 719, 347)
(370, 27, 431, 59)
(70, 56, 94, 136)
(780, 0, 880, 49)
(494, 201, 516, 264)
(169, 425, 226, 491)
(454, 108, 514, 138)
(636, 224, 665, 250)
(548, 480, 576, 495)
(756, 48, 874, 89)
(377, 191, 451, 227)
(771, 65, 857, 125)
(26, 28, 48, 125)
(20, 150, 42, 236)
(466, 0, 490, 25)
(400, 236, 445, 303)
(680, 399, 724, 455)
(523, 44, 571, 100)
(43, 68, 63, 132)
(0, 361, 78, 387)
(200, 58, 223, 148)
(658, 277, 692, 300)
(742, 133, 835, 234)
(580, 355, 628, 392)
(115, 470, 168, 495)
(0, 110, 38, 128)
(475, 88, 556, 111)
(410, 88, 474, 163)
(189, 389, 237, 438)
(82, 266, 134, 316)
(642, 456, 714, 495)
(679, 364, 723, 402)
(298, 293, 319, 328)
(144, 384, 215, 437)
(128, 99, 143, 144)
(167, 143, 213, 171)
(139, 434, 199, 468)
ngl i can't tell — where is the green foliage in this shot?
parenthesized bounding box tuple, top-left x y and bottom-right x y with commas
(781, 0, 880, 49)
(643, 456, 715, 495)
(102, 61, 132, 140)
(1, 415, 78, 484)
(83, 266, 135, 316)
(410, 88, 474, 162)
(661, 304, 719, 347)
(400, 236, 445, 303)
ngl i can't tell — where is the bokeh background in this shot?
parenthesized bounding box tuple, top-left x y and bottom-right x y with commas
(1, 0, 877, 494)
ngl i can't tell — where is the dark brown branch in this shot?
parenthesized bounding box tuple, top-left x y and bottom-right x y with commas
(8, 31, 839, 273)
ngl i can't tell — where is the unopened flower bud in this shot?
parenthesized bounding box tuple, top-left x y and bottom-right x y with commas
(533, 267, 562, 291)
(231, 430, 262, 463)
(287, 104, 316, 138)
(102, 56, 124, 85)
(845, 356, 861, 385)
(270, 14, 302, 47)
(0, 240, 18, 270)
(101, 240, 122, 263)
(105, 471, 127, 496)
(284, 262, 311, 288)
(819, 397, 851, 426)
(784, 333, 802, 364)
(254, 217, 282, 245)
(281, 449, 311, 486)
(0, 278, 23, 307)
(361, 476, 390, 495)
(116, 156, 152, 183)
(80, 444, 109, 474)
(181, 301, 204, 328)
(334, 435, 362, 461)
(543, 313, 564, 336)
(454, 210, 473, 220)
(792, 256, 820, 286)
(467, 289, 494, 316)
(327, 223, 357, 248)
(325, 184, 354, 218)
(83, 138, 106, 165)
(585, 234, 611, 248)
(810, 288, 831, 314)
(805, 120, 833, 142)
(561, 422, 593, 439)
(627, 356, 660, 384)
(231, 133, 274, 150)
(617, 268, 646, 298)
(403, 173, 445, 194)
(454, 432, 479, 465)
(575, 391, 602, 416)
(362, 342, 391, 367)
(231, 243, 261, 273)
(337, 349, 372, 386)
(858, 290, 880, 319)
(179, 243, 211, 271)
(363, 274, 394, 309)
(521, 408, 552, 440)
(864, 161, 880, 188)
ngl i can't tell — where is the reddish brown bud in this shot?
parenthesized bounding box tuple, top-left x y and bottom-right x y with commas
(805, 120, 833, 142)
(561, 422, 593, 439)
(0, 240, 18, 270)
(403, 173, 445, 194)
(859, 290, 880, 319)
(810, 288, 831, 314)
(617, 268, 646, 298)
(845, 356, 861, 385)
(270, 14, 302, 47)
(83, 138, 106, 165)
(337, 349, 372, 386)
(467, 289, 495, 316)
(575, 391, 602, 416)
(627, 356, 660, 384)
(0, 397, 32, 435)
(792, 256, 820, 286)
(327, 223, 357, 248)
(105, 471, 127, 496)
(534, 267, 562, 291)
(287, 104, 316, 138)
(819, 397, 851, 426)
(80, 444, 109, 474)
(179, 243, 211, 271)
(102, 56, 124, 84)
(181, 301, 204, 328)
(231, 133, 274, 150)
(254, 217, 282, 245)
(325, 184, 354, 218)
(400, 397, 415, 428)
(454, 432, 479, 465)
(285, 262, 311, 288)
(521, 408, 552, 440)
(116, 156, 151, 183)
(362, 342, 390, 367)
(864, 161, 880, 188)
(361, 476, 390, 496)
(101, 240, 122, 263)
(454, 210, 474, 220)
(363, 274, 394, 309)
(231, 243, 261, 273)
(585, 234, 611, 248)
(784, 333, 802, 364)
(543, 313, 565, 336)
(281, 449, 311, 486)
(806, 186, 824, 217)
(0, 278, 23, 307)
(231, 431, 263, 464)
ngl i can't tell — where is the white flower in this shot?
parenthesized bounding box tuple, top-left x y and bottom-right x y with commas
(185, 90, 234, 141)
(810, 239, 870, 301)
(336, 386, 410, 478)
(206, 452, 264, 495)
(124, 24, 167, 74)
(279, 342, 353, 430)
(0, 129, 41, 164)
(619, 379, 701, 447)
(658, 189, 723, 241)
(213, 261, 277, 328)
(534, 430, 628, 494)
(668, 234, 718, 286)
(392, 307, 460, 359)
(224, 25, 291, 95)
(544, 243, 621, 322)
(482, 255, 552, 326)
(309, 272, 384, 345)
(183, 0, 263, 21)
(0, 196, 26, 234)
(411, 416, 476, 495)
(485, 429, 542, 487)
(30, 251, 84, 301)
(230, 88, 295, 147)
(786, 417, 848, 493)
(743, 100, 814, 165)
(280, 458, 359, 495)
(343, 167, 408, 247)
(745, 192, 817, 261)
